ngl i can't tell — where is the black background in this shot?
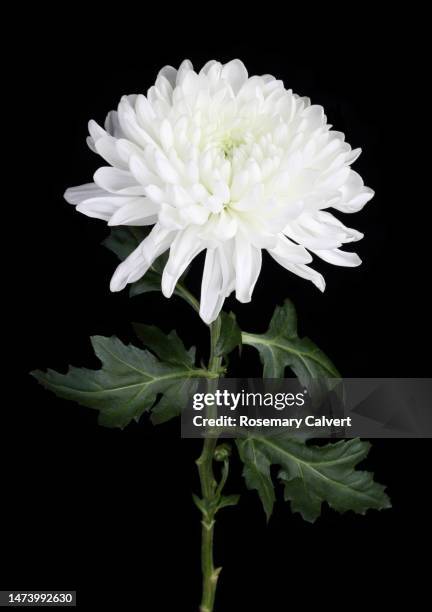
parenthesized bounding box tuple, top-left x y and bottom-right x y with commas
(4, 12, 431, 610)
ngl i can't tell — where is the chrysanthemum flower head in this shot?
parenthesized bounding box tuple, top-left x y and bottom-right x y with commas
(65, 59, 373, 323)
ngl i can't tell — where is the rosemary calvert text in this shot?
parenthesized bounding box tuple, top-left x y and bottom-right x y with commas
(192, 415, 352, 429)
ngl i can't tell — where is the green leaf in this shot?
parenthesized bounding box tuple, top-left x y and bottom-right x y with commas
(131, 325, 198, 423)
(193, 493, 240, 515)
(236, 438, 276, 521)
(217, 494, 241, 510)
(133, 323, 196, 367)
(241, 299, 340, 385)
(149, 377, 199, 425)
(237, 435, 390, 522)
(192, 493, 208, 515)
(31, 335, 207, 429)
(215, 311, 242, 358)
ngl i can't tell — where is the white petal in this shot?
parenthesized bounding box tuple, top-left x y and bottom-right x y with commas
(199, 242, 235, 324)
(110, 225, 174, 292)
(129, 154, 158, 187)
(115, 139, 145, 166)
(347, 188, 374, 211)
(144, 184, 165, 204)
(167, 184, 195, 207)
(162, 226, 205, 297)
(155, 75, 173, 104)
(199, 60, 218, 76)
(314, 212, 364, 243)
(218, 240, 236, 294)
(286, 210, 362, 250)
(300, 105, 326, 132)
(94, 167, 145, 195)
(76, 196, 130, 221)
(154, 150, 179, 184)
(200, 248, 226, 324)
(104, 110, 123, 138)
(236, 215, 278, 249)
(86, 135, 97, 153)
(206, 63, 224, 90)
(64, 183, 107, 205)
(135, 94, 156, 129)
(108, 197, 159, 226)
(198, 210, 238, 243)
(159, 119, 174, 150)
(221, 59, 248, 94)
(268, 234, 312, 265)
(284, 223, 342, 250)
(176, 59, 194, 86)
(313, 248, 361, 267)
(345, 147, 362, 165)
(334, 170, 374, 213)
(158, 65, 177, 88)
(179, 204, 209, 225)
(281, 262, 325, 291)
(117, 97, 154, 148)
(334, 188, 374, 213)
(94, 137, 128, 169)
(159, 203, 186, 230)
(88, 119, 106, 144)
(110, 244, 145, 291)
(234, 234, 262, 303)
(319, 166, 351, 190)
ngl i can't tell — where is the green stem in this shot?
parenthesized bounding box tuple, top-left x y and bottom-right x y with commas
(175, 283, 200, 314)
(196, 317, 224, 612)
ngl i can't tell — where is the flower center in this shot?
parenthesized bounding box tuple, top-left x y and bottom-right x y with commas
(220, 134, 244, 160)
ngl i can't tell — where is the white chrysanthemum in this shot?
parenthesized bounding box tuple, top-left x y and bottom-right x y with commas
(65, 59, 373, 324)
